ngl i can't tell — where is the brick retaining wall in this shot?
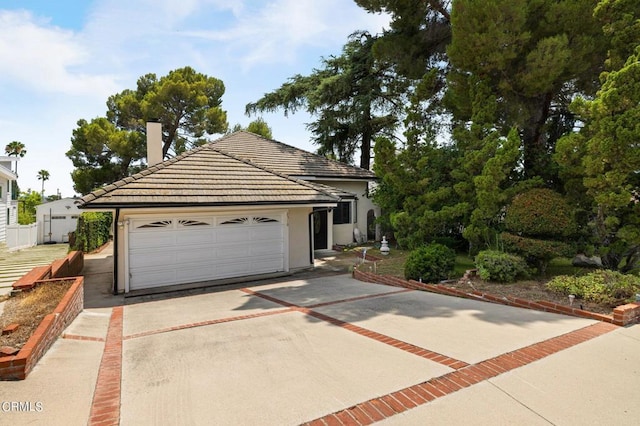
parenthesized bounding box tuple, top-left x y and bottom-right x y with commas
(1, 276, 84, 380)
(12, 251, 83, 291)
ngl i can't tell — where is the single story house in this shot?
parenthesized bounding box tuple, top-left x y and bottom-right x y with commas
(77, 127, 380, 293)
(0, 156, 19, 245)
(36, 198, 82, 244)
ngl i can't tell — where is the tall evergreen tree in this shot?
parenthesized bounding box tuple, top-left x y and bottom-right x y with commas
(229, 118, 274, 139)
(557, 46, 640, 271)
(246, 31, 406, 169)
(446, 0, 608, 183)
(67, 67, 228, 194)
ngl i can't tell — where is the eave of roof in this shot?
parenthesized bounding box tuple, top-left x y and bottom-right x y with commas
(0, 164, 17, 180)
(77, 145, 341, 209)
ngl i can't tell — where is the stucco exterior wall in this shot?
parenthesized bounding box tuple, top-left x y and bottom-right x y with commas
(287, 207, 313, 271)
(317, 180, 380, 244)
(333, 223, 355, 246)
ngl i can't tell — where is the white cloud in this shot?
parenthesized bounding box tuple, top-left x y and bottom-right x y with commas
(0, 10, 119, 97)
(180, 0, 390, 69)
(1, 0, 390, 197)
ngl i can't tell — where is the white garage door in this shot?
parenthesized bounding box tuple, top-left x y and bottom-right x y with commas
(127, 212, 286, 291)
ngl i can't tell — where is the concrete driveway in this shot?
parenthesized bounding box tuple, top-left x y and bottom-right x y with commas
(1, 253, 639, 425)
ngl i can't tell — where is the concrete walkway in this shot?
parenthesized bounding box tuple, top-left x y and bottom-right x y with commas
(0, 243, 70, 296)
(1, 246, 639, 425)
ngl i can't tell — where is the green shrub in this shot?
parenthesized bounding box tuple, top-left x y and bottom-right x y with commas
(432, 235, 467, 252)
(504, 188, 576, 238)
(547, 270, 640, 306)
(501, 189, 577, 273)
(73, 212, 113, 252)
(501, 233, 574, 268)
(475, 250, 529, 283)
(404, 243, 455, 282)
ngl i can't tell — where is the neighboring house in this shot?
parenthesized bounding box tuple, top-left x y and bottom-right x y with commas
(36, 198, 81, 244)
(0, 156, 19, 245)
(78, 130, 380, 294)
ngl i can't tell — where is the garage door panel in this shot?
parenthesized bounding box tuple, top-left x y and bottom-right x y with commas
(129, 232, 176, 249)
(213, 257, 283, 278)
(250, 241, 284, 256)
(128, 213, 287, 291)
(129, 250, 177, 269)
(250, 226, 283, 241)
(130, 268, 178, 289)
(175, 247, 216, 263)
(213, 240, 284, 259)
(174, 229, 216, 246)
(175, 264, 216, 283)
(216, 227, 252, 243)
(249, 257, 285, 272)
(214, 245, 251, 259)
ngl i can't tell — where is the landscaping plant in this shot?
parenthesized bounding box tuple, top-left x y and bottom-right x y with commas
(502, 188, 576, 273)
(404, 243, 455, 283)
(475, 250, 529, 283)
(546, 270, 640, 306)
(73, 212, 113, 252)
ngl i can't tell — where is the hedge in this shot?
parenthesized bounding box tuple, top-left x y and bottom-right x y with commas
(72, 212, 112, 253)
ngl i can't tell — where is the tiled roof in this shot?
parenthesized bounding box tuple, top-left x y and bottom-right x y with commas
(78, 145, 340, 208)
(212, 131, 376, 180)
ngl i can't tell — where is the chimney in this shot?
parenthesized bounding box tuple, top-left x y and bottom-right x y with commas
(146, 121, 163, 167)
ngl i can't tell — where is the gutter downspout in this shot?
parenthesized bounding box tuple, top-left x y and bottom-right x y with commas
(113, 208, 120, 295)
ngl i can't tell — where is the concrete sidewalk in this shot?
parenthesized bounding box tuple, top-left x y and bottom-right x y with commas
(0, 247, 638, 425)
(0, 243, 70, 296)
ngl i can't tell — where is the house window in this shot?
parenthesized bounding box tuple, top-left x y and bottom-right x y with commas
(137, 220, 172, 229)
(11, 181, 18, 200)
(6, 208, 9, 225)
(178, 219, 211, 227)
(333, 201, 352, 225)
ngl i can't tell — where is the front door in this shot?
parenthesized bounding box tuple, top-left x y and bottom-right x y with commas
(313, 209, 328, 250)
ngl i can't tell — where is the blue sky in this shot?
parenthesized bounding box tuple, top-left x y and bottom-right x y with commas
(0, 0, 389, 197)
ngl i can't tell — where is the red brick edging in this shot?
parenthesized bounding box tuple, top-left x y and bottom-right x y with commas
(12, 251, 84, 291)
(123, 307, 294, 340)
(353, 269, 640, 326)
(243, 287, 470, 370)
(0, 277, 84, 380)
(302, 321, 617, 425)
(88, 306, 123, 426)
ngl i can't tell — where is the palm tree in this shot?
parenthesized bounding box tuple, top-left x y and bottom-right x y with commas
(37, 169, 50, 200)
(4, 140, 26, 176)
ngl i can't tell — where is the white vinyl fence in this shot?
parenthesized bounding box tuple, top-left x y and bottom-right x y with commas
(6, 223, 38, 250)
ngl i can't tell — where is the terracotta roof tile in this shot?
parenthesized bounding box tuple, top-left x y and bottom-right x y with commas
(212, 131, 376, 180)
(78, 144, 340, 208)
